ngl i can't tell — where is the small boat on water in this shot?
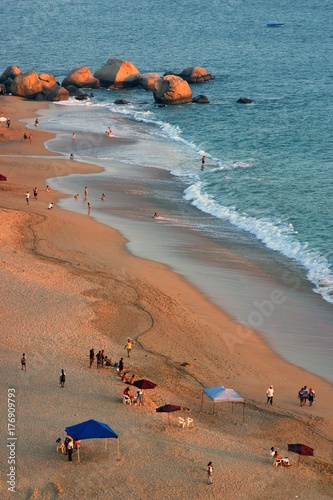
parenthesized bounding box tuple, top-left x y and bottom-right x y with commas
(267, 23, 285, 28)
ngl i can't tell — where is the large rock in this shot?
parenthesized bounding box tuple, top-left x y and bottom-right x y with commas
(178, 66, 214, 83)
(0, 65, 21, 84)
(46, 86, 69, 101)
(9, 71, 43, 98)
(62, 66, 100, 89)
(139, 73, 161, 91)
(94, 58, 140, 88)
(39, 73, 58, 93)
(153, 75, 192, 105)
(192, 94, 210, 104)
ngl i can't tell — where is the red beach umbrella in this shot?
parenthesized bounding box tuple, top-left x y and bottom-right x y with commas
(287, 443, 314, 465)
(156, 404, 182, 426)
(132, 379, 156, 403)
(132, 379, 156, 390)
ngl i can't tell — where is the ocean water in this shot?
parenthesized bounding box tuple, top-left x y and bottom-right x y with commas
(2, 0, 333, 382)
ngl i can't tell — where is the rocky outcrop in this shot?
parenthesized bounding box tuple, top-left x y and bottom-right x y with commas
(178, 66, 214, 83)
(94, 58, 140, 88)
(9, 71, 43, 99)
(39, 73, 59, 94)
(8, 71, 62, 100)
(65, 85, 88, 99)
(62, 66, 100, 89)
(237, 97, 253, 104)
(45, 86, 69, 102)
(153, 75, 192, 105)
(0, 65, 21, 85)
(192, 94, 210, 104)
(139, 73, 161, 91)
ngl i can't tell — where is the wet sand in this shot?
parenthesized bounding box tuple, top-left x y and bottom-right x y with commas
(0, 96, 332, 499)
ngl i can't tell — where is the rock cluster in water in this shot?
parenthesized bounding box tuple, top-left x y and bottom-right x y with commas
(0, 59, 214, 105)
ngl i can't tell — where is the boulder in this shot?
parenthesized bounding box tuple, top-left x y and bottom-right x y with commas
(39, 73, 58, 93)
(0, 65, 21, 84)
(66, 85, 88, 99)
(114, 99, 130, 105)
(139, 73, 161, 91)
(179, 66, 214, 83)
(9, 71, 43, 99)
(192, 94, 210, 104)
(153, 75, 192, 105)
(62, 66, 100, 89)
(237, 97, 253, 104)
(46, 86, 69, 102)
(94, 58, 140, 88)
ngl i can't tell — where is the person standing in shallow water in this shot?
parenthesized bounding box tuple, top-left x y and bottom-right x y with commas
(87, 202, 91, 215)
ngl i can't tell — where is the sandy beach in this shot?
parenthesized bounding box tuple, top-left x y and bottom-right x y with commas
(0, 96, 332, 499)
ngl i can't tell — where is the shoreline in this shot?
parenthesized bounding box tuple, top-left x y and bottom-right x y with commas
(46, 131, 333, 385)
(1, 96, 332, 498)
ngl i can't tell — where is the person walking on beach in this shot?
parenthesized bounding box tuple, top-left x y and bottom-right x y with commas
(25, 191, 30, 205)
(207, 462, 213, 484)
(29, 133, 32, 142)
(21, 353, 26, 370)
(125, 338, 133, 357)
(301, 385, 309, 406)
(6, 118, 10, 128)
(33, 186, 38, 200)
(266, 385, 274, 405)
(35, 118, 39, 128)
(59, 369, 66, 388)
(308, 388, 315, 406)
(89, 348, 95, 368)
(87, 202, 91, 215)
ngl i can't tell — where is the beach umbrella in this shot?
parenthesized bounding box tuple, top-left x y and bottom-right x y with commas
(132, 379, 156, 403)
(287, 443, 314, 465)
(65, 419, 119, 463)
(156, 404, 182, 426)
(133, 379, 156, 390)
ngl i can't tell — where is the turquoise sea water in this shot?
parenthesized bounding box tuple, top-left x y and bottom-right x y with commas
(2, 0, 333, 381)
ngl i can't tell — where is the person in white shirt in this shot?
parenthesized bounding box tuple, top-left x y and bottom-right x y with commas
(266, 385, 274, 405)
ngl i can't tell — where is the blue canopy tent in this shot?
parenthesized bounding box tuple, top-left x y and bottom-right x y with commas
(201, 385, 245, 422)
(65, 419, 119, 463)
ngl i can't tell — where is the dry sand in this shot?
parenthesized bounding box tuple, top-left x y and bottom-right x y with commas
(0, 96, 332, 499)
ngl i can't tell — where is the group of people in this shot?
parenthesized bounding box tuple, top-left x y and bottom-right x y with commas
(89, 348, 112, 369)
(24, 186, 54, 209)
(123, 386, 143, 405)
(23, 133, 33, 142)
(298, 386, 315, 407)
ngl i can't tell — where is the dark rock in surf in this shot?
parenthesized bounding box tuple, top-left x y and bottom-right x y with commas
(179, 66, 214, 83)
(114, 99, 130, 104)
(237, 97, 253, 104)
(192, 94, 210, 104)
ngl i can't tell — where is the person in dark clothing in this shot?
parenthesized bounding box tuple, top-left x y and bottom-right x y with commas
(89, 348, 94, 368)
